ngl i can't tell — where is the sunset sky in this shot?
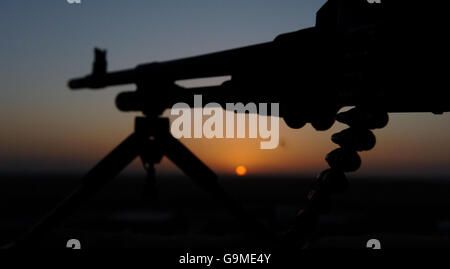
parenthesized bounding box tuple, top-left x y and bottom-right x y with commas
(1, 0, 449, 178)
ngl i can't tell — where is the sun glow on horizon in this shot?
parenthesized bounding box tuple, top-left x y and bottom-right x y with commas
(235, 165, 247, 176)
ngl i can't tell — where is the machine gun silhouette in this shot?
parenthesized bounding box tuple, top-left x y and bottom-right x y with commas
(69, 0, 450, 123)
(10, 0, 450, 248)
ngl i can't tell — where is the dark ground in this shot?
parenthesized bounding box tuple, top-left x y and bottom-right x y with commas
(1, 173, 450, 249)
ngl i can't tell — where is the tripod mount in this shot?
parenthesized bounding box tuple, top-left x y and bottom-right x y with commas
(10, 115, 260, 247)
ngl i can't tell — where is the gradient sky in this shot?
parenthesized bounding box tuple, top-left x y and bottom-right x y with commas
(1, 0, 449, 178)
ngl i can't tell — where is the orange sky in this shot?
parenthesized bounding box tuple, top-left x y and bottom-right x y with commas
(2, 98, 449, 178)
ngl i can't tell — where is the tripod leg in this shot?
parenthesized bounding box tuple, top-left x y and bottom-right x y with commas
(11, 133, 146, 248)
(164, 134, 264, 232)
(165, 135, 217, 188)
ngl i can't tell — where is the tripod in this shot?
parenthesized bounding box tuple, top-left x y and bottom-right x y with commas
(11, 116, 257, 247)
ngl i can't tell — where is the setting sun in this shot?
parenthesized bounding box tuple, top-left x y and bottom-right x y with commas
(235, 165, 247, 176)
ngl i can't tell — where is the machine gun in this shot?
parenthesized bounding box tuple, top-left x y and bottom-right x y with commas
(9, 0, 450, 248)
(69, 0, 450, 128)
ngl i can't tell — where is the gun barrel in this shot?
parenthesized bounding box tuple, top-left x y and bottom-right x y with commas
(68, 69, 137, 89)
(67, 36, 287, 90)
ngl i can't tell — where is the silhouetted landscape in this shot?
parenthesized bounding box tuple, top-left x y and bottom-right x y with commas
(1, 174, 449, 249)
